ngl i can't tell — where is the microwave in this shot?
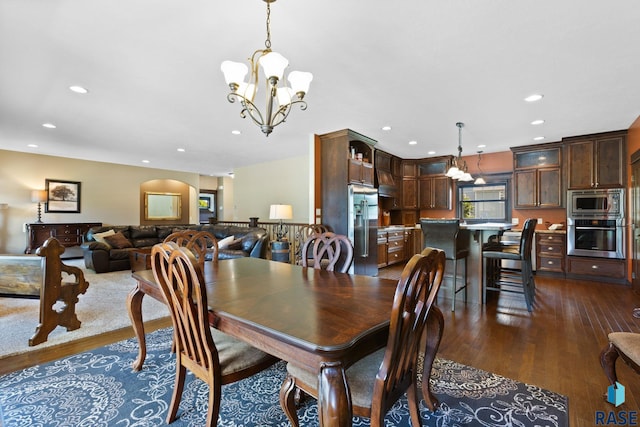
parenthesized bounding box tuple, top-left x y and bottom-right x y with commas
(567, 189, 624, 218)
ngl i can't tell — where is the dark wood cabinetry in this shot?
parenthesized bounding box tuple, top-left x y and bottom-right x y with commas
(565, 131, 626, 189)
(567, 256, 626, 284)
(535, 231, 565, 275)
(386, 230, 405, 266)
(348, 158, 374, 186)
(25, 222, 102, 256)
(512, 144, 562, 209)
(401, 160, 417, 209)
(418, 157, 452, 210)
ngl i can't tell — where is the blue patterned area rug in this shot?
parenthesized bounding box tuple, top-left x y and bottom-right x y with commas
(0, 328, 568, 426)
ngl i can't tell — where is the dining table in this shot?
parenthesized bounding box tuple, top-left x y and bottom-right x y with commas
(127, 256, 444, 426)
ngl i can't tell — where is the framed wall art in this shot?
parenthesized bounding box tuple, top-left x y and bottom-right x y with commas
(45, 179, 81, 213)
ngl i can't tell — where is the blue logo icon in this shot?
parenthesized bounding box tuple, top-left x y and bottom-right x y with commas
(606, 382, 625, 407)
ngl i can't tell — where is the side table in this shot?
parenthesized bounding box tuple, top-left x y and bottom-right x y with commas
(271, 240, 290, 263)
(130, 248, 153, 272)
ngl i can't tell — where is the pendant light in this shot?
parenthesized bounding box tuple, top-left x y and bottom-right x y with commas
(474, 151, 487, 185)
(445, 122, 473, 181)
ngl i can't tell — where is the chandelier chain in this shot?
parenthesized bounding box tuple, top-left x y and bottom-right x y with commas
(265, 1, 272, 49)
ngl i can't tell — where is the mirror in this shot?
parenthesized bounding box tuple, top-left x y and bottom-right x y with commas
(145, 192, 182, 220)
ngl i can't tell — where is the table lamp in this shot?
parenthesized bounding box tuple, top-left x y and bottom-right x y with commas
(31, 190, 47, 223)
(269, 204, 293, 241)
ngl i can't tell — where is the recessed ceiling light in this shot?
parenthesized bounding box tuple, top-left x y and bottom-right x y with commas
(42, 123, 56, 129)
(531, 119, 545, 125)
(177, 148, 185, 152)
(524, 94, 543, 102)
(427, 151, 436, 155)
(477, 144, 486, 148)
(533, 136, 545, 141)
(409, 140, 417, 145)
(142, 159, 150, 163)
(27, 144, 38, 148)
(69, 85, 89, 94)
(382, 126, 392, 131)
(231, 130, 241, 135)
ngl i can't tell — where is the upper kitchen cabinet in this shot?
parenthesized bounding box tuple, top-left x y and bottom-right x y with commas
(401, 160, 418, 209)
(418, 156, 452, 210)
(511, 143, 563, 209)
(319, 129, 376, 189)
(564, 131, 626, 190)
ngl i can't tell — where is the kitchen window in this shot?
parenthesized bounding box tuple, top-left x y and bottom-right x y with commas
(457, 181, 510, 223)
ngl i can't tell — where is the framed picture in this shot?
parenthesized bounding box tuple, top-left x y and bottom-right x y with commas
(45, 179, 81, 213)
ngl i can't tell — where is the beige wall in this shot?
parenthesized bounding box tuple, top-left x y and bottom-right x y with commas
(232, 154, 312, 223)
(0, 149, 199, 254)
(0, 146, 315, 253)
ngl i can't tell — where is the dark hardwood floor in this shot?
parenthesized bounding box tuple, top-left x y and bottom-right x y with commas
(2, 266, 639, 426)
(381, 265, 640, 426)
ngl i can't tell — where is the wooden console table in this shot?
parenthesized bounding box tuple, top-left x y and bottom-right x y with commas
(25, 222, 101, 257)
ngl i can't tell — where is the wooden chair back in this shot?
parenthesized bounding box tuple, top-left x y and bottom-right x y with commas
(163, 230, 218, 264)
(300, 231, 354, 273)
(370, 248, 446, 422)
(294, 224, 332, 264)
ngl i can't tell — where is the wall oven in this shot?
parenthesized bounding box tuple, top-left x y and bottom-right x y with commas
(567, 189, 625, 259)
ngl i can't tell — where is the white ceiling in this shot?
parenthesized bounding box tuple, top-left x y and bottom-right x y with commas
(1, 0, 639, 177)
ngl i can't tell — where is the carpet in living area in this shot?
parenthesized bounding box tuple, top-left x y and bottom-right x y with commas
(0, 327, 569, 427)
(0, 259, 169, 359)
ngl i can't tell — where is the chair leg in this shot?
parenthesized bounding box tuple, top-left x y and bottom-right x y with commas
(279, 374, 301, 427)
(452, 258, 457, 312)
(167, 363, 187, 424)
(206, 380, 222, 427)
(407, 383, 422, 427)
(600, 342, 620, 386)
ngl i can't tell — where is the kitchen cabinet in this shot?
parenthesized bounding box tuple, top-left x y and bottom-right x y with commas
(386, 230, 405, 266)
(567, 256, 626, 284)
(377, 231, 388, 268)
(401, 160, 417, 209)
(418, 157, 452, 210)
(512, 144, 562, 209)
(535, 231, 565, 275)
(318, 129, 376, 190)
(348, 158, 374, 186)
(564, 131, 626, 189)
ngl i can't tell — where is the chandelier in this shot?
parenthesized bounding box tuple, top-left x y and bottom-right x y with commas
(445, 122, 474, 182)
(220, 0, 313, 136)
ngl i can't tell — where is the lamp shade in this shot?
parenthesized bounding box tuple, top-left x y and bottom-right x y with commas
(259, 52, 288, 80)
(31, 190, 47, 203)
(269, 204, 293, 220)
(288, 71, 313, 95)
(221, 60, 248, 86)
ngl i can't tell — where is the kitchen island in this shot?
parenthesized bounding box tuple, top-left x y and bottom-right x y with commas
(416, 221, 514, 307)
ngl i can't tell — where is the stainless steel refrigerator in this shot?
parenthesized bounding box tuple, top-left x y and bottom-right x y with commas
(348, 184, 379, 276)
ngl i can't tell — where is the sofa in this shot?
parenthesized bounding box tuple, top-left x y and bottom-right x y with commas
(82, 224, 269, 273)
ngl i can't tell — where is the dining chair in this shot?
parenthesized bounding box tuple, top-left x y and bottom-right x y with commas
(294, 224, 332, 265)
(279, 248, 446, 427)
(300, 231, 354, 273)
(419, 218, 470, 311)
(481, 218, 537, 311)
(601, 332, 640, 391)
(163, 229, 219, 264)
(151, 243, 277, 426)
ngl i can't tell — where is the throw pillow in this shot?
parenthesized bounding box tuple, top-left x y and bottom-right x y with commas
(217, 235, 235, 249)
(93, 229, 115, 244)
(104, 232, 133, 249)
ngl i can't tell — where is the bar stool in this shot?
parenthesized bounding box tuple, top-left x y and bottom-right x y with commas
(420, 218, 470, 311)
(481, 218, 537, 311)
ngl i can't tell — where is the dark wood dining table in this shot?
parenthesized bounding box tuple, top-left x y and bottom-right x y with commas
(127, 256, 443, 426)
